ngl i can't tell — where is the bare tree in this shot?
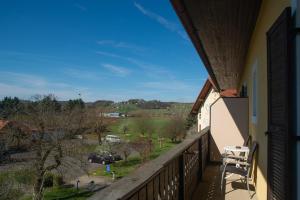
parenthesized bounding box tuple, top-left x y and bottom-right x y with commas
(132, 111, 155, 154)
(119, 122, 129, 135)
(130, 138, 153, 162)
(133, 111, 154, 137)
(87, 108, 111, 145)
(160, 114, 186, 143)
(21, 95, 87, 200)
(113, 142, 132, 162)
(6, 122, 29, 150)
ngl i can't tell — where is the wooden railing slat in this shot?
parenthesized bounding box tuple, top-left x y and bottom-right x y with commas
(154, 176, 159, 200)
(160, 169, 165, 200)
(129, 193, 138, 200)
(139, 187, 147, 200)
(147, 180, 154, 200)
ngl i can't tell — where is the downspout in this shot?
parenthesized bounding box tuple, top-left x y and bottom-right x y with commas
(291, 1, 300, 200)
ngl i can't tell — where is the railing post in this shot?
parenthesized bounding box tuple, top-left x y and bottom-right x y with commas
(178, 154, 185, 200)
(198, 137, 203, 181)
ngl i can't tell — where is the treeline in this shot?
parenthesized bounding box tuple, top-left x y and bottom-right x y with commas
(120, 99, 173, 109)
(0, 96, 85, 119)
(88, 99, 178, 109)
(0, 97, 192, 118)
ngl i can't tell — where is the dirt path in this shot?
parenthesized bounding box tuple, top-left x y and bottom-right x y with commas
(69, 175, 112, 188)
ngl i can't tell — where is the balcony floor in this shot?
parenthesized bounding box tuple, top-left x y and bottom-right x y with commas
(192, 164, 257, 200)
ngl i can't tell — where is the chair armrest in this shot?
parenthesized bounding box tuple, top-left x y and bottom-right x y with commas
(223, 158, 250, 166)
(226, 155, 246, 160)
(235, 161, 250, 167)
(223, 158, 240, 165)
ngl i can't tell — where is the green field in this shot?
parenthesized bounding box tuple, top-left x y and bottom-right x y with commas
(21, 187, 94, 200)
(91, 116, 178, 178)
(110, 117, 170, 139)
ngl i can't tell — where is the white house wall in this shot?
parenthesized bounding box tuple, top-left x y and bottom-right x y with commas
(210, 98, 249, 162)
(197, 88, 220, 132)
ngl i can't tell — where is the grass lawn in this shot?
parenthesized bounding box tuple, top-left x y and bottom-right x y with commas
(109, 117, 170, 140)
(92, 116, 177, 178)
(22, 187, 94, 200)
(92, 156, 142, 178)
(92, 139, 176, 179)
(90, 116, 178, 179)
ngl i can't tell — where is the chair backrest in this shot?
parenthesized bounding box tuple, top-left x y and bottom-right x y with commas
(247, 141, 258, 164)
(239, 135, 251, 157)
(243, 135, 251, 146)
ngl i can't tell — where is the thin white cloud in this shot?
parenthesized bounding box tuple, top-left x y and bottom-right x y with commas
(0, 83, 83, 100)
(96, 51, 175, 79)
(97, 40, 146, 53)
(0, 71, 198, 102)
(0, 72, 47, 87)
(96, 51, 122, 59)
(74, 3, 87, 11)
(102, 63, 130, 77)
(0, 72, 88, 100)
(134, 2, 188, 40)
(63, 68, 102, 80)
(141, 81, 189, 91)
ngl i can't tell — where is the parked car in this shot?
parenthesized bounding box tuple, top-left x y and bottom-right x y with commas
(98, 150, 123, 162)
(112, 153, 122, 161)
(88, 153, 113, 165)
(105, 135, 121, 143)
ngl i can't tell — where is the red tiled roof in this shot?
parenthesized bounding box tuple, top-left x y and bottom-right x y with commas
(190, 79, 237, 115)
(0, 120, 9, 130)
(220, 89, 238, 97)
(190, 79, 215, 115)
(0, 120, 32, 133)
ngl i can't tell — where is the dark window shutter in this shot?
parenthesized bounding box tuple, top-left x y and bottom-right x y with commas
(267, 7, 292, 200)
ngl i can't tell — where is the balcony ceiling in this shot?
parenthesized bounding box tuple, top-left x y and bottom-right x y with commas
(171, 0, 262, 90)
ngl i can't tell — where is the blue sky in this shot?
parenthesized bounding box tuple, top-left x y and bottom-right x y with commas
(0, 0, 207, 102)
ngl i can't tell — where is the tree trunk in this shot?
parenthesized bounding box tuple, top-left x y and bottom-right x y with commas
(17, 137, 20, 150)
(33, 174, 44, 200)
(97, 133, 102, 145)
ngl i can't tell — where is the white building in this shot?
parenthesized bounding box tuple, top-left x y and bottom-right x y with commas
(102, 112, 120, 118)
(191, 79, 236, 132)
(191, 79, 219, 132)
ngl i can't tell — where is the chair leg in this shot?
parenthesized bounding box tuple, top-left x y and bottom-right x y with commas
(246, 175, 251, 198)
(221, 166, 226, 191)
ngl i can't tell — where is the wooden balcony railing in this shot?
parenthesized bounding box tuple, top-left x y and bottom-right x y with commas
(89, 128, 210, 200)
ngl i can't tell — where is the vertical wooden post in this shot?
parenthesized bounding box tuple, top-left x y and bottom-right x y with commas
(198, 137, 203, 181)
(178, 154, 185, 200)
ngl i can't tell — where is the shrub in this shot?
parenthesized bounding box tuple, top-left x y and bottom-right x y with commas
(43, 173, 54, 188)
(53, 174, 64, 187)
(130, 138, 153, 162)
(160, 115, 186, 143)
(13, 168, 35, 185)
(0, 172, 23, 200)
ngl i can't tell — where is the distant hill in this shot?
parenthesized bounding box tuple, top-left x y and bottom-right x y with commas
(87, 100, 114, 107)
(0, 96, 192, 116)
(84, 99, 192, 114)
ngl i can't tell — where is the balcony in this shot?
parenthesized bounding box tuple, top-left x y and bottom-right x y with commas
(192, 164, 256, 200)
(89, 128, 256, 200)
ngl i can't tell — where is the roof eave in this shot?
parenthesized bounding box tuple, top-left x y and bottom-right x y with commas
(171, 0, 220, 92)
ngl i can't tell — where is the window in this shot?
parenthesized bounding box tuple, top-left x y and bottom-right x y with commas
(252, 61, 258, 123)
